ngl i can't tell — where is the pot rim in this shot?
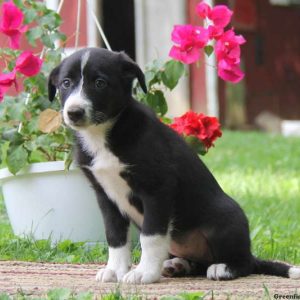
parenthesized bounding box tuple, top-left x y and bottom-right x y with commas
(0, 161, 77, 182)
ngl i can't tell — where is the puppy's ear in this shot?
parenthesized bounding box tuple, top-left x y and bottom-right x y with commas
(119, 52, 147, 94)
(48, 66, 60, 102)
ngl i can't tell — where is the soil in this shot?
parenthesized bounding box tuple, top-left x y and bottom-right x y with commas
(0, 261, 299, 299)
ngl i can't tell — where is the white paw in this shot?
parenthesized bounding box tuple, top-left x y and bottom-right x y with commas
(289, 267, 300, 279)
(95, 268, 117, 283)
(207, 263, 233, 280)
(122, 268, 161, 284)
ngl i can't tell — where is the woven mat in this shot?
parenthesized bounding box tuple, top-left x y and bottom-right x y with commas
(0, 261, 299, 299)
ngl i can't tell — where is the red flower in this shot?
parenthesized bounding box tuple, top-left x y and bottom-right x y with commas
(0, 1, 28, 49)
(15, 51, 43, 77)
(170, 111, 222, 150)
(0, 71, 17, 102)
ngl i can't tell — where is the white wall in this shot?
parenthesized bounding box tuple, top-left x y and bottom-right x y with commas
(134, 0, 190, 117)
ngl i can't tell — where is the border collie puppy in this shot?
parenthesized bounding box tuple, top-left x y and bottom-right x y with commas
(48, 47, 300, 284)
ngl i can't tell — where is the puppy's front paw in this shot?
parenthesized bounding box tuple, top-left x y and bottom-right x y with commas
(122, 268, 160, 284)
(95, 268, 117, 283)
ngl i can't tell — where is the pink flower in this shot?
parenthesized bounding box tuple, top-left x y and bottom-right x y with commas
(0, 71, 17, 102)
(215, 29, 246, 65)
(208, 25, 224, 40)
(196, 1, 211, 19)
(217, 59, 244, 83)
(169, 25, 209, 64)
(208, 5, 233, 28)
(0, 1, 27, 49)
(15, 51, 43, 77)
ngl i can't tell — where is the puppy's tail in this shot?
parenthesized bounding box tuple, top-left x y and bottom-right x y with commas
(252, 256, 300, 278)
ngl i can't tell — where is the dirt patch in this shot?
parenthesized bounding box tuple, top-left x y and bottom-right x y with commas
(0, 261, 299, 299)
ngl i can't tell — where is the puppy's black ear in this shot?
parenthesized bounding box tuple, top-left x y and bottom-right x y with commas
(119, 52, 147, 94)
(48, 66, 60, 101)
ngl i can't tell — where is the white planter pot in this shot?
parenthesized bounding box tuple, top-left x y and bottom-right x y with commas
(0, 161, 137, 244)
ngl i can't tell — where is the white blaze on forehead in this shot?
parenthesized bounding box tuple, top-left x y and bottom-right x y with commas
(81, 51, 90, 75)
(63, 50, 91, 127)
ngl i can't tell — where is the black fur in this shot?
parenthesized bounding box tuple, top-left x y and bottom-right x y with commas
(49, 47, 296, 280)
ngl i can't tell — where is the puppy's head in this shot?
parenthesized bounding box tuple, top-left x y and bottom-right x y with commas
(48, 48, 147, 130)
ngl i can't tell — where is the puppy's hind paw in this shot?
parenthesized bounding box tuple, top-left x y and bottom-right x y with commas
(207, 264, 233, 281)
(95, 268, 117, 283)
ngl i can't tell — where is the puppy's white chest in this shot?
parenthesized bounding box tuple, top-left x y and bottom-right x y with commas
(79, 127, 143, 227)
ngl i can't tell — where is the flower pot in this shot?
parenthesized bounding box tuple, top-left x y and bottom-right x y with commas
(0, 161, 138, 244)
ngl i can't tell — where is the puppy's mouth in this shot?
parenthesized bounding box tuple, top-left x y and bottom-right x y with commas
(63, 108, 108, 130)
(91, 111, 108, 125)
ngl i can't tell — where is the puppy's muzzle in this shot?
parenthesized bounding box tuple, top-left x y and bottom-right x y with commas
(67, 107, 85, 124)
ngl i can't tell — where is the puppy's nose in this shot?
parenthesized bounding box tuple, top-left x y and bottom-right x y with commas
(67, 107, 85, 123)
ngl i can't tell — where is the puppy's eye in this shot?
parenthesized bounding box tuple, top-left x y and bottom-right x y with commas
(95, 79, 107, 89)
(62, 79, 72, 89)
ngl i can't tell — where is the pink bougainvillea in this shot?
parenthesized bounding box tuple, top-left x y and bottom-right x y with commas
(169, 25, 209, 64)
(207, 5, 233, 28)
(15, 51, 43, 77)
(0, 71, 17, 102)
(0, 1, 28, 49)
(169, 1, 246, 84)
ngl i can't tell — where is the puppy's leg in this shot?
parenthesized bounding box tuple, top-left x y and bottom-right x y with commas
(123, 194, 171, 284)
(95, 190, 131, 283)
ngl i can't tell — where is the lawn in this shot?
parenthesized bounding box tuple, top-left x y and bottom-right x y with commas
(0, 130, 299, 265)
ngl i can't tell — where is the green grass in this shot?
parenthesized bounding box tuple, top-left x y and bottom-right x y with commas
(0, 130, 300, 264)
(0, 289, 207, 300)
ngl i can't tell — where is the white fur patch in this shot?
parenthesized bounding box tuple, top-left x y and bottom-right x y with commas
(123, 234, 169, 284)
(207, 263, 233, 280)
(63, 51, 91, 128)
(96, 242, 131, 282)
(289, 266, 300, 279)
(78, 124, 144, 227)
(81, 51, 90, 73)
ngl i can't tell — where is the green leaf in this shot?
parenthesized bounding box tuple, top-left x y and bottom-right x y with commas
(204, 45, 214, 57)
(2, 129, 23, 145)
(13, 0, 23, 8)
(145, 90, 168, 116)
(161, 60, 185, 90)
(184, 136, 207, 156)
(26, 27, 43, 47)
(24, 8, 38, 24)
(41, 34, 55, 49)
(6, 145, 28, 175)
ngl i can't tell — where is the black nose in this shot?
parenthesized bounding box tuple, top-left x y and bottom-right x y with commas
(67, 107, 85, 123)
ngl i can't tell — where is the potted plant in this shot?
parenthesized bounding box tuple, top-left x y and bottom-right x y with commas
(0, 0, 244, 243)
(0, 0, 108, 244)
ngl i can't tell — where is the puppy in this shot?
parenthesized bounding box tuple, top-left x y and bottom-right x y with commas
(48, 47, 300, 284)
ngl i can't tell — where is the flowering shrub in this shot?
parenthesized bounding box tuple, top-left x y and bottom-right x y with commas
(0, 0, 72, 175)
(135, 1, 246, 153)
(0, 1, 243, 175)
(169, 1, 246, 83)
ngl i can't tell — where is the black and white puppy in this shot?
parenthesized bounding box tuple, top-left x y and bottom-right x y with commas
(48, 47, 300, 284)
